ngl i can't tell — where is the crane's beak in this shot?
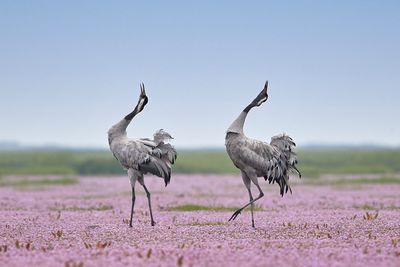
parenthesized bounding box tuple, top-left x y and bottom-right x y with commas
(140, 83, 146, 97)
(263, 80, 268, 95)
(254, 80, 269, 106)
(135, 83, 148, 113)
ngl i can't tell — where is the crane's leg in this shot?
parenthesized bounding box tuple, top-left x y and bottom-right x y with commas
(129, 186, 136, 227)
(249, 191, 255, 228)
(229, 173, 264, 225)
(239, 172, 255, 227)
(247, 187, 255, 228)
(138, 176, 155, 226)
(128, 169, 137, 228)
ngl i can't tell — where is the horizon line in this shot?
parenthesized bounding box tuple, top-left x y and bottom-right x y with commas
(0, 140, 399, 151)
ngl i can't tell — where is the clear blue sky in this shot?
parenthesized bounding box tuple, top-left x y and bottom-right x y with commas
(1, 1, 399, 148)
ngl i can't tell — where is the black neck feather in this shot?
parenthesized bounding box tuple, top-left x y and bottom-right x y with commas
(243, 103, 254, 113)
(124, 107, 138, 121)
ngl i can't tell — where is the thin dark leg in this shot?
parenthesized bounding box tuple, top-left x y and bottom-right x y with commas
(247, 188, 255, 228)
(141, 184, 155, 226)
(129, 186, 136, 227)
(229, 184, 264, 222)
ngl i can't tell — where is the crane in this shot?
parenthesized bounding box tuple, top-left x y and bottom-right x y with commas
(225, 81, 301, 227)
(108, 84, 177, 227)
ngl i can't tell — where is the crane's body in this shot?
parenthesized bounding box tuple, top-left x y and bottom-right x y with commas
(108, 84, 177, 227)
(225, 81, 301, 227)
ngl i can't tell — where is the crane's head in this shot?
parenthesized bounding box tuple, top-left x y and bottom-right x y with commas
(252, 80, 269, 107)
(135, 83, 148, 113)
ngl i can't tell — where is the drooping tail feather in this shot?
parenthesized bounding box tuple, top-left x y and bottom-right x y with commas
(264, 133, 300, 196)
(139, 133, 177, 186)
(138, 156, 171, 186)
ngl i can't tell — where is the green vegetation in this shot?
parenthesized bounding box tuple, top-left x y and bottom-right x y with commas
(167, 204, 263, 212)
(298, 149, 400, 177)
(0, 148, 400, 178)
(0, 151, 122, 176)
(0, 176, 77, 187)
(174, 151, 235, 174)
(49, 204, 113, 212)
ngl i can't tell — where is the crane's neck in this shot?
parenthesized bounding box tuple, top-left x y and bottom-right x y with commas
(226, 112, 247, 134)
(108, 108, 139, 145)
(124, 106, 139, 121)
(243, 102, 254, 113)
(226, 103, 255, 134)
(118, 107, 139, 132)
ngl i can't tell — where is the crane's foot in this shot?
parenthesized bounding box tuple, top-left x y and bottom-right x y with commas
(252, 220, 255, 228)
(129, 223, 133, 228)
(151, 221, 156, 226)
(228, 209, 242, 221)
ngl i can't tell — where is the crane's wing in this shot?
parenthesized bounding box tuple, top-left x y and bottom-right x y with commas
(138, 138, 157, 148)
(235, 135, 299, 196)
(236, 137, 279, 176)
(111, 140, 152, 170)
(138, 154, 171, 186)
(138, 140, 177, 186)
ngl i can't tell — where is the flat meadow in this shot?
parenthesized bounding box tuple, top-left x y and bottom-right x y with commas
(0, 149, 400, 266)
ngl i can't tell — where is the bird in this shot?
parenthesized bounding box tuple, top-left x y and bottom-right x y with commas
(225, 81, 301, 228)
(108, 83, 177, 227)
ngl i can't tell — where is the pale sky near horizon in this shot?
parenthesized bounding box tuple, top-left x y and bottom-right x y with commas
(1, 1, 399, 148)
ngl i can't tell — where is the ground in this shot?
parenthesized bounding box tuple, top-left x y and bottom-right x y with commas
(0, 174, 399, 267)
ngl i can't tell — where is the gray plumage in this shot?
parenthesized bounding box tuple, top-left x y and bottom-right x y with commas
(225, 81, 301, 227)
(108, 84, 177, 227)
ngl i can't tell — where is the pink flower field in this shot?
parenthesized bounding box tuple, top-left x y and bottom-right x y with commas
(0, 174, 399, 267)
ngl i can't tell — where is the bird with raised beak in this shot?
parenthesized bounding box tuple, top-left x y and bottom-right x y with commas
(225, 81, 301, 228)
(108, 83, 177, 227)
